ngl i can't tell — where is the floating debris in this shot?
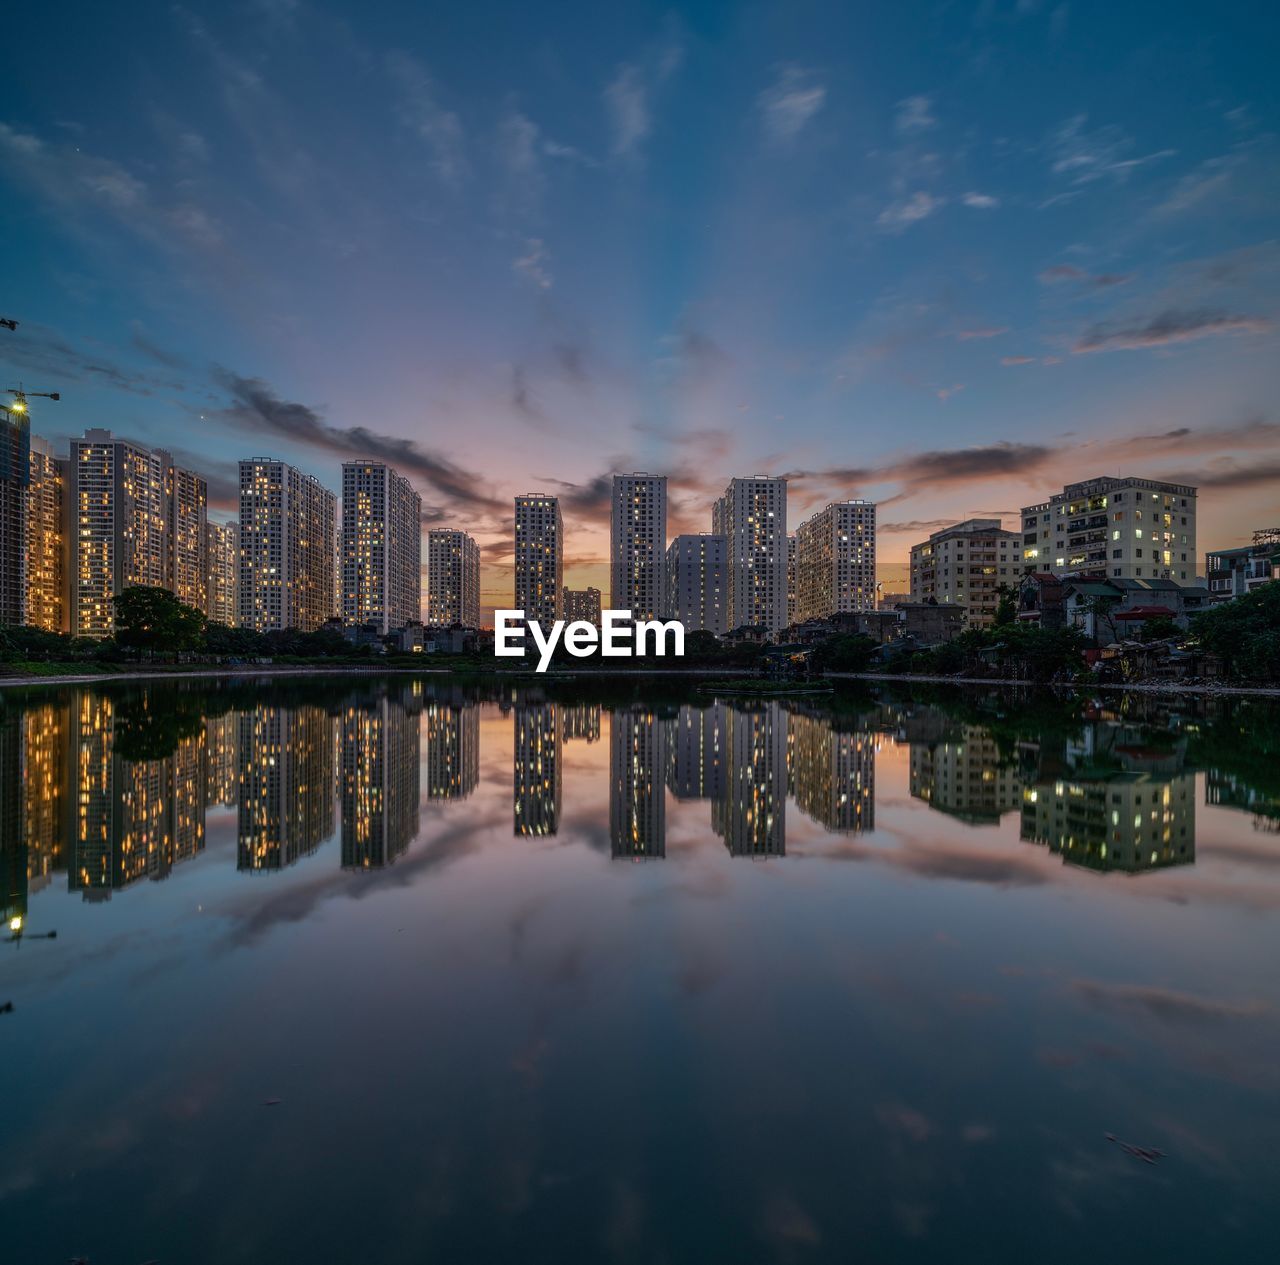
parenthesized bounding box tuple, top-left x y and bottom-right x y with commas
(1106, 1132, 1167, 1164)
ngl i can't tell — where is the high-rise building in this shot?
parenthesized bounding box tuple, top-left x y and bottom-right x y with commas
(341, 462, 422, 633)
(794, 500, 877, 621)
(787, 534, 797, 627)
(712, 477, 788, 635)
(610, 709, 666, 859)
(909, 518, 1020, 627)
(205, 520, 239, 627)
(66, 430, 167, 638)
(611, 473, 666, 620)
(238, 459, 337, 632)
(665, 534, 727, 634)
(26, 437, 66, 632)
(1021, 477, 1197, 583)
(426, 529, 480, 627)
(563, 587, 602, 627)
(0, 406, 30, 626)
(159, 451, 208, 612)
(513, 495, 563, 627)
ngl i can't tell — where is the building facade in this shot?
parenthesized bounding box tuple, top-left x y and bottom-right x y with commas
(160, 452, 208, 613)
(563, 586, 602, 626)
(205, 520, 238, 627)
(1021, 477, 1197, 583)
(665, 533, 727, 635)
(794, 500, 877, 622)
(610, 473, 666, 620)
(341, 462, 421, 633)
(1205, 531, 1280, 602)
(513, 494, 563, 627)
(909, 518, 1020, 627)
(238, 459, 336, 632)
(66, 430, 168, 638)
(25, 437, 65, 632)
(0, 408, 30, 626)
(712, 477, 788, 635)
(426, 528, 480, 627)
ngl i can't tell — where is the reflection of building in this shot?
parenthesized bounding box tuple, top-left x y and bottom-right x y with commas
(713, 477, 788, 635)
(909, 727, 1020, 824)
(237, 705, 335, 871)
(1020, 774, 1196, 872)
(426, 529, 480, 628)
(789, 713, 875, 832)
(795, 500, 877, 620)
(342, 462, 422, 633)
(610, 710, 666, 859)
(666, 534, 727, 635)
(561, 702, 602, 744)
(68, 695, 209, 898)
(666, 705, 726, 801)
(715, 703, 787, 856)
(611, 473, 667, 621)
(23, 700, 71, 888)
(238, 459, 336, 632)
(513, 703, 560, 836)
(205, 520, 239, 626)
(514, 495, 563, 628)
(423, 701, 480, 799)
(205, 713, 239, 806)
(1205, 768, 1280, 832)
(26, 437, 67, 631)
(341, 697, 421, 869)
(0, 713, 24, 928)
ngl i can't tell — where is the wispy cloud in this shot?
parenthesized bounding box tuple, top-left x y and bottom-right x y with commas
(894, 95, 936, 135)
(955, 326, 1008, 340)
(1071, 979, 1270, 1026)
(1046, 114, 1175, 186)
(1038, 263, 1133, 288)
(961, 191, 999, 209)
(1074, 308, 1271, 353)
(513, 237, 552, 290)
(603, 30, 684, 161)
(386, 51, 467, 188)
(758, 65, 826, 145)
(877, 191, 943, 231)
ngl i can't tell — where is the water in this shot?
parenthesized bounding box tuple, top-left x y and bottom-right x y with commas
(3, 675, 1278, 1263)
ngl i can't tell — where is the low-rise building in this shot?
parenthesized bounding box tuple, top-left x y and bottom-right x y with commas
(1205, 532, 1280, 602)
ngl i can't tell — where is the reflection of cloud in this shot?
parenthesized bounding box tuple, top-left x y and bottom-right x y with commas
(1070, 978, 1271, 1025)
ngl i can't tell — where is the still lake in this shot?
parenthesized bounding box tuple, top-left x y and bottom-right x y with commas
(2, 675, 1278, 1263)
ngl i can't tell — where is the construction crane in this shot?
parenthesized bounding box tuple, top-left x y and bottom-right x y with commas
(3, 385, 61, 420)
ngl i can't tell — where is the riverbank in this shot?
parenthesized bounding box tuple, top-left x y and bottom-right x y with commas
(826, 671, 1280, 697)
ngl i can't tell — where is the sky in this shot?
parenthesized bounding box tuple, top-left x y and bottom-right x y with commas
(3, 0, 1279, 610)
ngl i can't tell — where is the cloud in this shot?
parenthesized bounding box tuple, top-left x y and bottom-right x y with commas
(513, 238, 552, 289)
(547, 473, 613, 515)
(1070, 979, 1270, 1026)
(0, 322, 187, 397)
(1000, 355, 1036, 366)
(213, 368, 503, 510)
(1163, 459, 1280, 490)
(603, 32, 687, 163)
(877, 191, 944, 231)
(758, 65, 827, 145)
(935, 383, 965, 401)
(1046, 115, 1175, 186)
(894, 95, 936, 135)
(955, 326, 1008, 341)
(386, 51, 467, 188)
(961, 191, 999, 209)
(1073, 308, 1271, 353)
(496, 109, 544, 208)
(880, 519, 958, 534)
(1038, 263, 1133, 288)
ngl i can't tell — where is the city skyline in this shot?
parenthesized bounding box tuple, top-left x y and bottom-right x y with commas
(3, 1, 1277, 618)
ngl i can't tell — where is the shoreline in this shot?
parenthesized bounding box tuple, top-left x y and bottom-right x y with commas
(826, 671, 1280, 698)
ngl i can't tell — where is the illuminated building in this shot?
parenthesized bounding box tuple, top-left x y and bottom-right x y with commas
(561, 702, 602, 743)
(789, 712, 875, 832)
(665, 534, 727, 635)
(66, 430, 167, 637)
(909, 519, 1020, 628)
(908, 726, 1020, 823)
(795, 500, 877, 621)
(712, 477, 788, 635)
(341, 695, 421, 868)
(341, 461, 422, 633)
(611, 473, 667, 621)
(204, 713, 239, 806)
(0, 406, 29, 626)
(205, 519, 239, 626)
(513, 495, 563, 628)
(237, 704, 335, 871)
(610, 709, 666, 859)
(513, 701, 560, 836)
(563, 587, 602, 627)
(424, 700, 480, 798)
(787, 533, 797, 626)
(22, 700, 70, 886)
(25, 437, 67, 631)
(1021, 476, 1197, 582)
(238, 459, 336, 632)
(714, 702, 787, 856)
(160, 451, 208, 612)
(426, 528, 480, 627)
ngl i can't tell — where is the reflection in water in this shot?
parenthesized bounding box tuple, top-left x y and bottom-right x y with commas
(789, 710, 876, 833)
(205, 713, 239, 807)
(237, 704, 335, 872)
(341, 694, 422, 870)
(909, 725, 1020, 825)
(561, 702, 602, 744)
(513, 701, 560, 836)
(713, 703, 788, 857)
(666, 704, 726, 802)
(424, 695, 479, 800)
(610, 708, 666, 859)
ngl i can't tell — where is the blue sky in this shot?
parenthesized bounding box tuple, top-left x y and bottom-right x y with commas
(3, 0, 1278, 600)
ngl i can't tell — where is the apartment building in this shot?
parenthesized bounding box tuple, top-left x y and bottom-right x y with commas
(794, 500, 877, 622)
(426, 528, 481, 627)
(665, 533, 727, 634)
(513, 494, 563, 627)
(909, 518, 1020, 627)
(712, 477, 788, 635)
(341, 461, 422, 633)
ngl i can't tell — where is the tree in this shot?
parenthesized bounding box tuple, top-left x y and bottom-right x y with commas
(1138, 615, 1181, 643)
(1191, 582, 1280, 680)
(993, 584, 1017, 627)
(112, 586, 206, 654)
(811, 634, 878, 673)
